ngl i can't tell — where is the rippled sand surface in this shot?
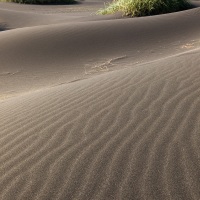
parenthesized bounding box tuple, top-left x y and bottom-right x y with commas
(1, 1, 200, 199)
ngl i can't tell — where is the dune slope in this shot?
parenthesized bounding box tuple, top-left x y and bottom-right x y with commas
(1, 49, 200, 200)
(1, 1, 200, 200)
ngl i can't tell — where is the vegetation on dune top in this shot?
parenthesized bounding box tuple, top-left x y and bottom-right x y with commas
(97, 0, 192, 17)
(0, 0, 75, 4)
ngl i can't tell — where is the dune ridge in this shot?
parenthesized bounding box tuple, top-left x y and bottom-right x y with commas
(1, 4, 200, 96)
(1, 0, 200, 199)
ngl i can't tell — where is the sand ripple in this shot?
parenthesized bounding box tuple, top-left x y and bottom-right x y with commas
(0, 50, 200, 199)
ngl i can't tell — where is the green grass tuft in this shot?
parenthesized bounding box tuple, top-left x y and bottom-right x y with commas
(97, 0, 192, 17)
(0, 0, 75, 4)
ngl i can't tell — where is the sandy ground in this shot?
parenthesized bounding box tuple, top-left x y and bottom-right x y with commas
(1, 0, 200, 199)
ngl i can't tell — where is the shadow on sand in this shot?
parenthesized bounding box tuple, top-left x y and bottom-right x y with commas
(0, 23, 8, 31)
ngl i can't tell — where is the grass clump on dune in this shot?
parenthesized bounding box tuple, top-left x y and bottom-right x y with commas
(98, 0, 192, 17)
(0, 0, 75, 4)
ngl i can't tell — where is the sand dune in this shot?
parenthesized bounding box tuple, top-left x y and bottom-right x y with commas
(1, 2, 200, 96)
(1, 1, 200, 200)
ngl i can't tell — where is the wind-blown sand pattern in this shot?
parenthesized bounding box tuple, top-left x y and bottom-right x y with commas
(1, 0, 200, 199)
